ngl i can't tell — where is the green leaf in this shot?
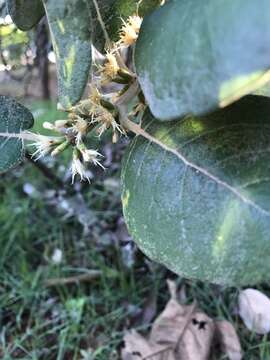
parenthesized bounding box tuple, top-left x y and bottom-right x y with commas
(90, 0, 161, 52)
(43, 0, 92, 109)
(121, 96, 270, 286)
(7, 0, 45, 31)
(135, 0, 270, 121)
(0, 96, 34, 173)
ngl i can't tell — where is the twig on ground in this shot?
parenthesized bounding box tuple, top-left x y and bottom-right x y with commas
(45, 271, 102, 287)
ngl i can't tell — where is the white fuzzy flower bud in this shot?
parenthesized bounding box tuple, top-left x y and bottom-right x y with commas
(43, 121, 55, 130)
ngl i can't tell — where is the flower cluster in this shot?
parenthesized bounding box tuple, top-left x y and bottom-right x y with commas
(30, 14, 145, 183)
(71, 147, 104, 184)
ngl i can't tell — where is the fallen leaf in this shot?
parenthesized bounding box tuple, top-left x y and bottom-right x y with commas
(122, 280, 242, 359)
(239, 288, 270, 334)
(122, 280, 215, 360)
(178, 283, 187, 304)
(141, 291, 157, 326)
(150, 301, 214, 360)
(178, 311, 215, 360)
(215, 320, 242, 360)
(121, 330, 169, 360)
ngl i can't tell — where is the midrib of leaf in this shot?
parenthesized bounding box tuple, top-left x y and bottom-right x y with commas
(0, 132, 37, 141)
(123, 118, 270, 217)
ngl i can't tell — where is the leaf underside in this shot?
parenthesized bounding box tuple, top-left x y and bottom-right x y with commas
(0, 96, 34, 173)
(43, 0, 92, 109)
(7, 0, 45, 31)
(135, 0, 270, 121)
(121, 96, 270, 286)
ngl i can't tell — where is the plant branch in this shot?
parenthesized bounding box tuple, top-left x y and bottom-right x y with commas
(91, 0, 130, 71)
(91, 0, 111, 48)
(25, 152, 65, 188)
(45, 271, 102, 287)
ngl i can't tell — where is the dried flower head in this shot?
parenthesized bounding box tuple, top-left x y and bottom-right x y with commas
(93, 107, 125, 141)
(128, 15, 143, 33)
(89, 86, 102, 107)
(80, 148, 105, 169)
(72, 117, 89, 143)
(100, 52, 120, 84)
(71, 151, 91, 184)
(118, 15, 142, 47)
(31, 135, 63, 160)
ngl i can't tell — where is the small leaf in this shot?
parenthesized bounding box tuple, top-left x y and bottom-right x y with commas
(0, 96, 34, 173)
(239, 289, 270, 334)
(135, 0, 270, 120)
(121, 96, 270, 286)
(7, 0, 45, 31)
(43, 0, 92, 109)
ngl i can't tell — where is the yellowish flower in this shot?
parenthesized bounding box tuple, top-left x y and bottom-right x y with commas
(73, 117, 89, 143)
(94, 108, 125, 141)
(100, 52, 120, 84)
(70, 86, 102, 118)
(118, 15, 142, 47)
(89, 86, 102, 107)
(128, 15, 143, 33)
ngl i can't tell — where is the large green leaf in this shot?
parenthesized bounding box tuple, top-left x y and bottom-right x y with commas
(0, 96, 34, 173)
(7, 0, 44, 31)
(135, 0, 270, 121)
(90, 0, 160, 52)
(122, 96, 270, 286)
(43, 0, 92, 109)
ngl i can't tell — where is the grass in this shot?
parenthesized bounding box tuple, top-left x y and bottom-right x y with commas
(0, 101, 270, 359)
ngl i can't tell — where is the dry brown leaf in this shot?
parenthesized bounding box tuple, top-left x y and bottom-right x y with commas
(239, 288, 270, 334)
(178, 283, 187, 304)
(150, 280, 215, 359)
(122, 280, 242, 360)
(122, 280, 215, 360)
(141, 291, 158, 326)
(178, 311, 215, 360)
(121, 330, 170, 360)
(215, 320, 242, 360)
(150, 300, 215, 360)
